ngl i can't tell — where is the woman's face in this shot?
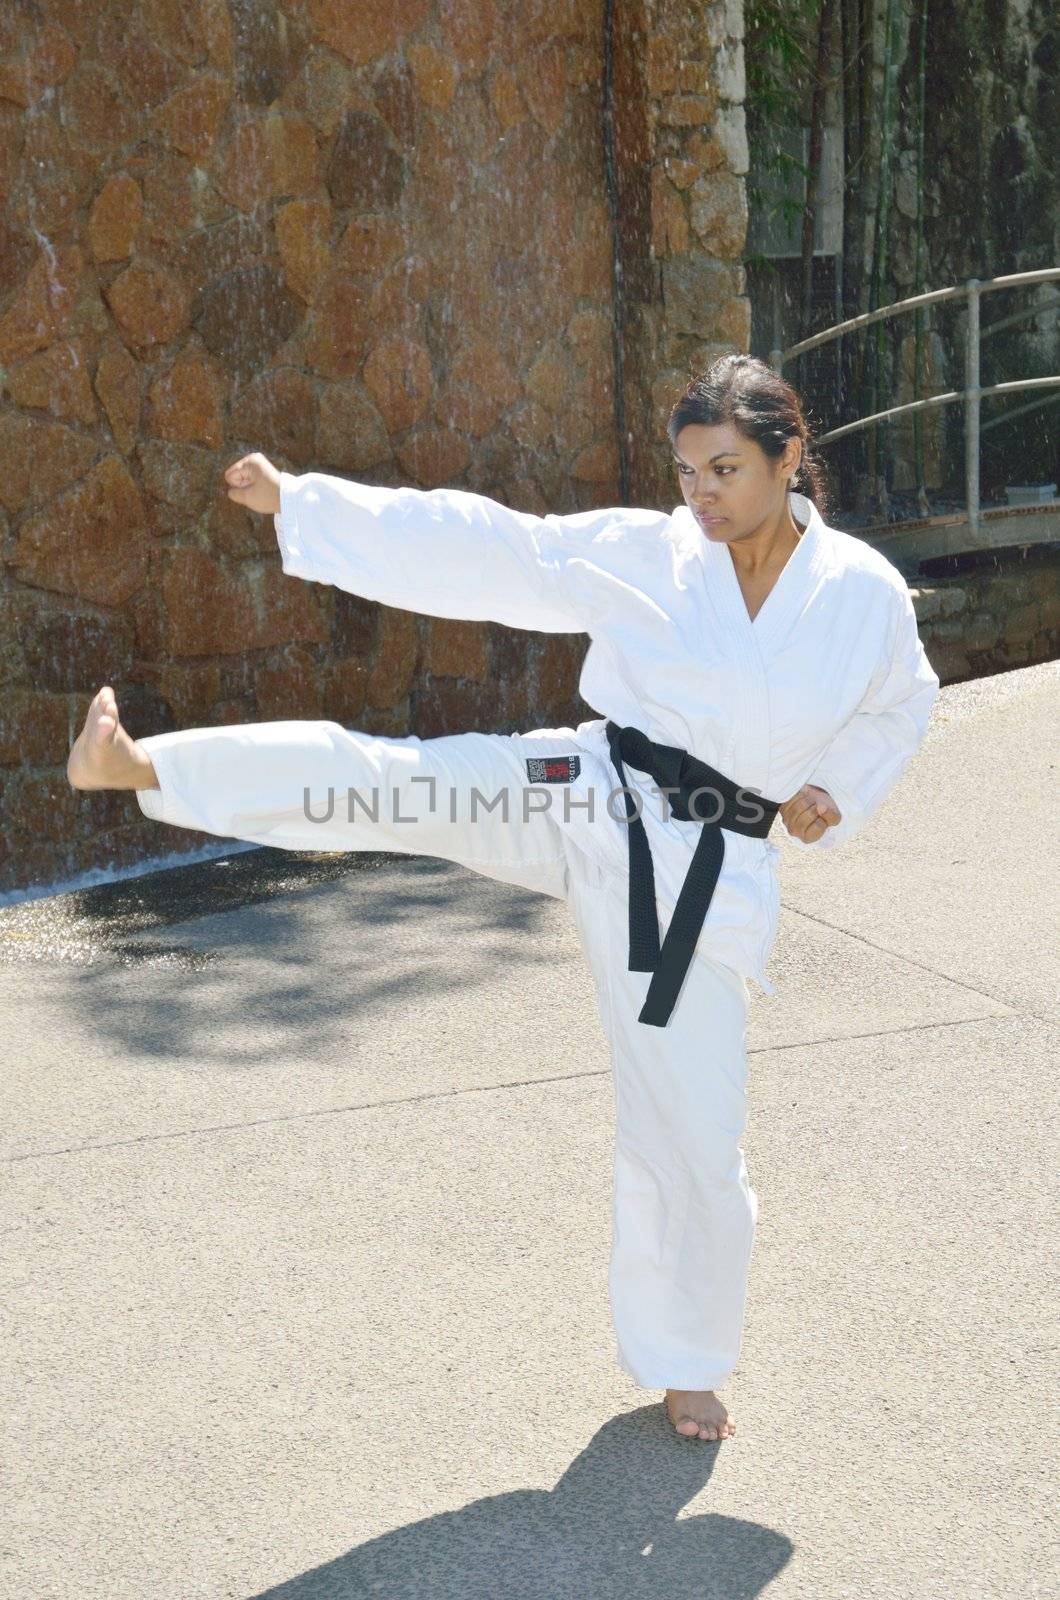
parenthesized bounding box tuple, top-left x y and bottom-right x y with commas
(672, 421, 801, 543)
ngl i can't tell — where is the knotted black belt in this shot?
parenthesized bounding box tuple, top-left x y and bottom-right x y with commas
(604, 720, 782, 1028)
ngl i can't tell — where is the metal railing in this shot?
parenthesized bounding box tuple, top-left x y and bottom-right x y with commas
(769, 267, 1060, 542)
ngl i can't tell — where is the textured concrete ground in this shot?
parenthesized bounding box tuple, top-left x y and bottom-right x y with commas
(2, 660, 1056, 1600)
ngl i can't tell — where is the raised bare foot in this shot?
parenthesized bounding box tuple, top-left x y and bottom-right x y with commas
(67, 686, 158, 791)
(665, 1388, 735, 1443)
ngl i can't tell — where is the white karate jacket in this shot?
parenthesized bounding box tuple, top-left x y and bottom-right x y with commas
(274, 474, 940, 996)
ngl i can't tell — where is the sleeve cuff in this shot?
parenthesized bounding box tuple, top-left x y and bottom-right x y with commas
(274, 470, 311, 580)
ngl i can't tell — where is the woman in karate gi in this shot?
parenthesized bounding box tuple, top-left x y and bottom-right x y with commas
(67, 352, 940, 1444)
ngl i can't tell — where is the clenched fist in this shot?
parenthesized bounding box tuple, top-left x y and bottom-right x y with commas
(779, 783, 841, 843)
(224, 452, 281, 516)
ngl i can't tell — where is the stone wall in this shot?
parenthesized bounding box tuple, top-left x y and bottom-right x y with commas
(912, 548, 1060, 685)
(0, 0, 754, 897)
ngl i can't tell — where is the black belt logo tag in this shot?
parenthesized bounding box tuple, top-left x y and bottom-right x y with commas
(525, 755, 581, 784)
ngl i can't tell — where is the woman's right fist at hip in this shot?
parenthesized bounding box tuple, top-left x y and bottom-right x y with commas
(224, 452, 281, 516)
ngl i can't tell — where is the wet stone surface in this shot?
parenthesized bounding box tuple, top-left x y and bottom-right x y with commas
(0, 847, 392, 970)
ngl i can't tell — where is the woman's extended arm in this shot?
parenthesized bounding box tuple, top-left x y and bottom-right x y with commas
(272, 468, 621, 633)
(787, 582, 941, 851)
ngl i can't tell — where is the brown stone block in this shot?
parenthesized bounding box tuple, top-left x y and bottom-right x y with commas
(522, 0, 594, 42)
(11, 455, 148, 607)
(488, 67, 526, 132)
(526, 344, 573, 413)
(554, 398, 597, 451)
(140, 0, 214, 66)
(684, 129, 732, 175)
(2, 771, 85, 856)
(438, 383, 502, 440)
(316, 378, 391, 472)
(325, 107, 407, 211)
(412, 676, 500, 738)
(17, 597, 134, 694)
(303, 275, 375, 378)
(573, 436, 620, 483)
(408, 43, 459, 111)
(0, 412, 97, 517)
(208, 491, 284, 561)
(452, 341, 523, 403)
(0, 104, 20, 209)
(322, 657, 370, 724)
(368, 258, 432, 343)
(336, 216, 407, 277)
(689, 172, 747, 258)
(566, 42, 599, 88)
(15, 105, 98, 239)
(255, 561, 331, 651)
(105, 263, 190, 354)
(230, 367, 317, 468)
(424, 618, 490, 682)
(566, 306, 612, 356)
(194, 260, 303, 382)
(665, 156, 702, 191)
(285, 45, 363, 137)
(569, 330, 615, 404)
(505, 399, 556, 455)
(275, 197, 333, 306)
(307, 0, 432, 68)
(127, 581, 165, 665)
(566, 200, 613, 298)
(210, 697, 255, 724)
(215, 114, 321, 214)
(88, 174, 143, 264)
(146, 353, 225, 449)
(651, 168, 691, 257)
(159, 548, 319, 656)
(154, 75, 231, 163)
(0, 691, 73, 768)
(647, 34, 679, 95)
(107, 15, 184, 116)
(199, 565, 318, 663)
(676, 58, 713, 94)
(403, 109, 461, 221)
(254, 645, 324, 719)
(0, 245, 82, 364)
(7, 341, 98, 427)
(362, 336, 433, 436)
(658, 92, 717, 129)
(501, 673, 533, 729)
(331, 590, 380, 659)
(357, 701, 409, 737)
(537, 633, 585, 705)
(395, 426, 471, 486)
(437, 0, 497, 74)
(0, 25, 76, 107)
(170, 215, 269, 304)
(521, 42, 568, 136)
(134, 660, 223, 724)
(136, 439, 216, 512)
(59, 63, 138, 151)
(367, 608, 420, 705)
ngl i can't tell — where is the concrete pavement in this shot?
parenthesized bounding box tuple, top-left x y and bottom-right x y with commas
(2, 659, 1056, 1599)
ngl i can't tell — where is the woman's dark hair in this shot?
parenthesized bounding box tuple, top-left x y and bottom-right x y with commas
(666, 353, 832, 516)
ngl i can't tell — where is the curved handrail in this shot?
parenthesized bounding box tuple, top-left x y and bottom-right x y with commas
(768, 267, 1060, 541)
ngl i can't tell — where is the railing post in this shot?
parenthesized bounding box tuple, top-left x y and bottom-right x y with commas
(964, 278, 981, 543)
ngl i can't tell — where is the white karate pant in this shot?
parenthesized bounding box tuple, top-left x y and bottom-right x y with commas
(136, 717, 757, 1392)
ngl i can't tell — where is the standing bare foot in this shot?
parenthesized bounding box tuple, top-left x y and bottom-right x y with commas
(67, 686, 159, 791)
(665, 1388, 736, 1442)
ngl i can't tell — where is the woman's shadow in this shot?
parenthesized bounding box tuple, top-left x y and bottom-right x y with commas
(253, 1404, 792, 1599)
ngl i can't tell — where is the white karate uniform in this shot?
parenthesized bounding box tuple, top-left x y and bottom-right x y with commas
(135, 474, 939, 1391)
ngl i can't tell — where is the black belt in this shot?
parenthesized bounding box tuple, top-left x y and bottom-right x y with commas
(604, 721, 781, 1028)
